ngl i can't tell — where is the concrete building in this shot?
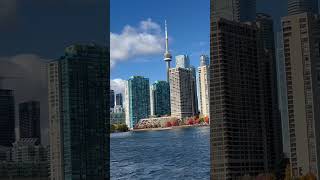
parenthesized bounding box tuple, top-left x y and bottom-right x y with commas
(175, 55, 190, 69)
(48, 44, 108, 180)
(0, 89, 15, 147)
(150, 81, 171, 117)
(19, 101, 41, 144)
(169, 67, 196, 119)
(276, 31, 290, 157)
(212, 0, 256, 22)
(125, 76, 150, 129)
(11, 138, 47, 163)
(282, 12, 320, 178)
(198, 55, 210, 117)
(288, 0, 318, 15)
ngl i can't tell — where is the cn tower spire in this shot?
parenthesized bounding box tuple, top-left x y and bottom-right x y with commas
(164, 20, 172, 83)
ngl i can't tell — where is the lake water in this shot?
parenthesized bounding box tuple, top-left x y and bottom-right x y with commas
(110, 126, 210, 180)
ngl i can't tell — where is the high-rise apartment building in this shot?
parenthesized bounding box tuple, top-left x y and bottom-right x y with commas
(115, 93, 123, 107)
(150, 81, 171, 117)
(282, 12, 320, 178)
(198, 55, 210, 117)
(169, 67, 196, 119)
(174, 55, 199, 115)
(276, 31, 290, 157)
(48, 43, 108, 180)
(212, 0, 256, 22)
(288, 0, 319, 15)
(256, 13, 283, 175)
(19, 101, 41, 144)
(125, 76, 150, 129)
(110, 89, 115, 108)
(210, 18, 267, 179)
(0, 89, 15, 147)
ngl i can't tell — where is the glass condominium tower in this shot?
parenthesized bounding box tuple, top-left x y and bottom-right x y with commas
(150, 81, 171, 117)
(48, 44, 108, 180)
(125, 76, 150, 129)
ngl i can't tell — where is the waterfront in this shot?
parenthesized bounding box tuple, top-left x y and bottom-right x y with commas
(110, 126, 210, 180)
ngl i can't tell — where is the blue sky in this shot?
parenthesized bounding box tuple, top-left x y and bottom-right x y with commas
(110, 0, 287, 93)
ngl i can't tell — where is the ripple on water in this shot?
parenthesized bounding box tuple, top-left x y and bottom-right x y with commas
(110, 126, 210, 180)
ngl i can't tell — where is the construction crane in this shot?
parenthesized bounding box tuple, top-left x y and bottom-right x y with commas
(0, 76, 22, 89)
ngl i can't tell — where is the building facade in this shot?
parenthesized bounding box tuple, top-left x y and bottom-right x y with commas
(150, 81, 171, 117)
(115, 93, 123, 107)
(288, 0, 319, 15)
(282, 13, 320, 178)
(276, 31, 290, 157)
(212, 0, 256, 22)
(198, 55, 210, 117)
(125, 76, 150, 129)
(19, 101, 41, 144)
(0, 89, 15, 147)
(169, 67, 195, 119)
(110, 89, 115, 108)
(48, 44, 108, 180)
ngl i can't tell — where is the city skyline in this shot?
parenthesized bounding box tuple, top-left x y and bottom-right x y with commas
(110, 0, 287, 96)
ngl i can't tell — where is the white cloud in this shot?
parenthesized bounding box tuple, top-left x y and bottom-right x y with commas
(110, 18, 164, 68)
(111, 78, 127, 95)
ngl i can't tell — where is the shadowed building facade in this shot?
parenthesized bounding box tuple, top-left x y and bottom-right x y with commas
(19, 101, 41, 144)
(0, 89, 15, 147)
(48, 44, 108, 180)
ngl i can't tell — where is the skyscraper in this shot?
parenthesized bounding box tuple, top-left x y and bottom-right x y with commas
(212, 0, 256, 22)
(282, 12, 320, 178)
(150, 81, 171, 117)
(174, 55, 199, 115)
(110, 89, 115, 108)
(288, 0, 319, 15)
(276, 31, 290, 157)
(48, 43, 108, 179)
(0, 89, 15, 147)
(19, 101, 41, 144)
(169, 67, 196, 119)
(175, 55, 190, 69)
(256, 13, 283, 176)
(125, 76, 150, 129)
(210, 18, 267, 179)
(198, 55, 210, 117)
(115, 93, 123, 107)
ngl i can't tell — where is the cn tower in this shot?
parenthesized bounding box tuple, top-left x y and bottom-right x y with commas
(164, 20, 172, 83)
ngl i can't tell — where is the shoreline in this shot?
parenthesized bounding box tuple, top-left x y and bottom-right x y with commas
(132, 124, 209, 132)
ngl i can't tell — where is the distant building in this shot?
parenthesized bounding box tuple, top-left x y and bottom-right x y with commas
(198, 55, 210, 117)
(48, 44, 108, 180)
(110, 89, 115, 108)
(175, 55, 190, 69)
(169, 67, 196, 119)
(0, 89, 15, 147)
(115, 93, 123, 107)
(282, 12, 320, 178)
(110, 112, 125, 125)
(19, 101, 41, 144)
(288, 0, 318, 15)
(150, 81, 171, 117)
(125, 76, 150, 129)
(11, 138, 47, 163)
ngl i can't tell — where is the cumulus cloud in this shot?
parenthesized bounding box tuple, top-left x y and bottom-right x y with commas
(110, 18, 165, 68)
(111, 78, 127, 95)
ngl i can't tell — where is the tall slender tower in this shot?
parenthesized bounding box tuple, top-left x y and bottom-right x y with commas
(164, 20, 172, 83)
